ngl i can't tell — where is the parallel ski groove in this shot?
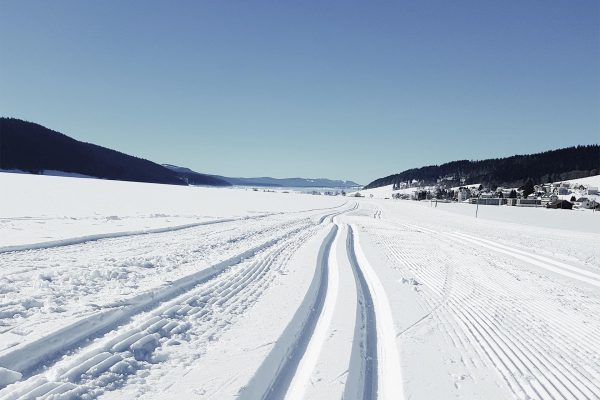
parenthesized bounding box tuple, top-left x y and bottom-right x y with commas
(373, 222, 600, 400)
(0, 211, 334, 398)
(350, 225, 404, 400)
(238, 224, 338, 400)
(345, 225, 378, 400)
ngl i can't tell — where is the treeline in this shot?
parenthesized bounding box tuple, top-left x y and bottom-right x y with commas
(365, 145, 600, 189)
(0, 118, 230, 186)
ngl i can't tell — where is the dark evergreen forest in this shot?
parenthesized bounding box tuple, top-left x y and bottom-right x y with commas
(365, 145, 600, 189)
(0, 118, 230, 186)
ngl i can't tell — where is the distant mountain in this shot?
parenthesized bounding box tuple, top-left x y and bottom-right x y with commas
(213, 176, 361, 188)
(0, 118, 229, 186)
(365, 145, 600, 190)
(162, 164, 230, 187)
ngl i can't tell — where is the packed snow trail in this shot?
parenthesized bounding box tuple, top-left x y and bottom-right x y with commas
(0, 221, 324, 398)
(284, 224, 340, 400)
(0, 204, 358, 398)
(238, 225, 338, 400)
(359, 202, 600, 400)
(242, 221, 404, 400)
(0, 204, 355, 360)
(344, 225, 378, 400)
(2, 178, 599, 400)
(349, 225, 404, 400)
(0, 232, 292, 376)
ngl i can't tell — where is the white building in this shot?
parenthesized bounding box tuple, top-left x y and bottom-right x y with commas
(575, 197, 596, 209)
(457, 188, 471, 202)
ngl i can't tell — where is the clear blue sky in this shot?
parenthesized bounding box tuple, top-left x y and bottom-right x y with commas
(1, 1, 598, 184)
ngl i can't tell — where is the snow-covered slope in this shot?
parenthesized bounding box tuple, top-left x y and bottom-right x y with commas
(562, 174, 600, 187)
(350, 184, 395, 199)
(0, 174, 598, 400)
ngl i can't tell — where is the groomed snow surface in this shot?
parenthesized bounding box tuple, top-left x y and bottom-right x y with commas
(0, 172, 599, 400)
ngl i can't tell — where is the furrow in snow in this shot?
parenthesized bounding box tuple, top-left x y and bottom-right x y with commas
(345, 225, 378, 400)
(0, 212, 338, 356)
(452, 231, 600, 287)
(0, 223, 310, 385)
(237, 225, 338, 400)
(284, 224, 341, 400)
(0, 222, 319, 399)
(318, 202, 358, 224)
(401, 222, 600, 288)
(376, 222, 600, 399)
(350, 225, 404, 400)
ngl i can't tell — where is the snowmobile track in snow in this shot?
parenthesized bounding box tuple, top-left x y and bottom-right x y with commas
(348, 225, 404, 400)
(345, 225, 378, 400)
(318, 202, 358, 224)
(241, 221, 405, 400)
(0, 216, 329, 398)
(238, 224, 338, 400)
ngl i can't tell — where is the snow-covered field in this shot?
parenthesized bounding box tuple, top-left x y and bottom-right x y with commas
(0, 173, 599, 399)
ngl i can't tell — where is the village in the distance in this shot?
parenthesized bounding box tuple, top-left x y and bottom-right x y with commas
(353, 176, 600, 211)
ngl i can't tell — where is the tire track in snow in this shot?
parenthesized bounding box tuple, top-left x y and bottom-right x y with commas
(344, 225, 378, 400)
(283, 224, 341, 400)
(349, 225, 404, 400)
(0, 220, 320, 399)
(283, 221, 373, 400)
(0, 217, 319, 386)
(0, 210, 348, 343)
(318, 202, 358, 224)
(238, 225, 338, 400)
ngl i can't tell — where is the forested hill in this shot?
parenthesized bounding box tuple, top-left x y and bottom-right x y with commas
(365, 145, 600, 189)
(0, 118, 231, 186)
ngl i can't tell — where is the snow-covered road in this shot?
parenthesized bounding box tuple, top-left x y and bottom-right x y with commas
(0, 175, 599, 399)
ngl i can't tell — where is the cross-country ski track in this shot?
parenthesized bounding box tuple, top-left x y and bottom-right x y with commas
(1, 196, 599, 400)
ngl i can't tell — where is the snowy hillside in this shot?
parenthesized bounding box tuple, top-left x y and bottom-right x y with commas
(563, 174, 600, 187)
(0, 173, 599, 399)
